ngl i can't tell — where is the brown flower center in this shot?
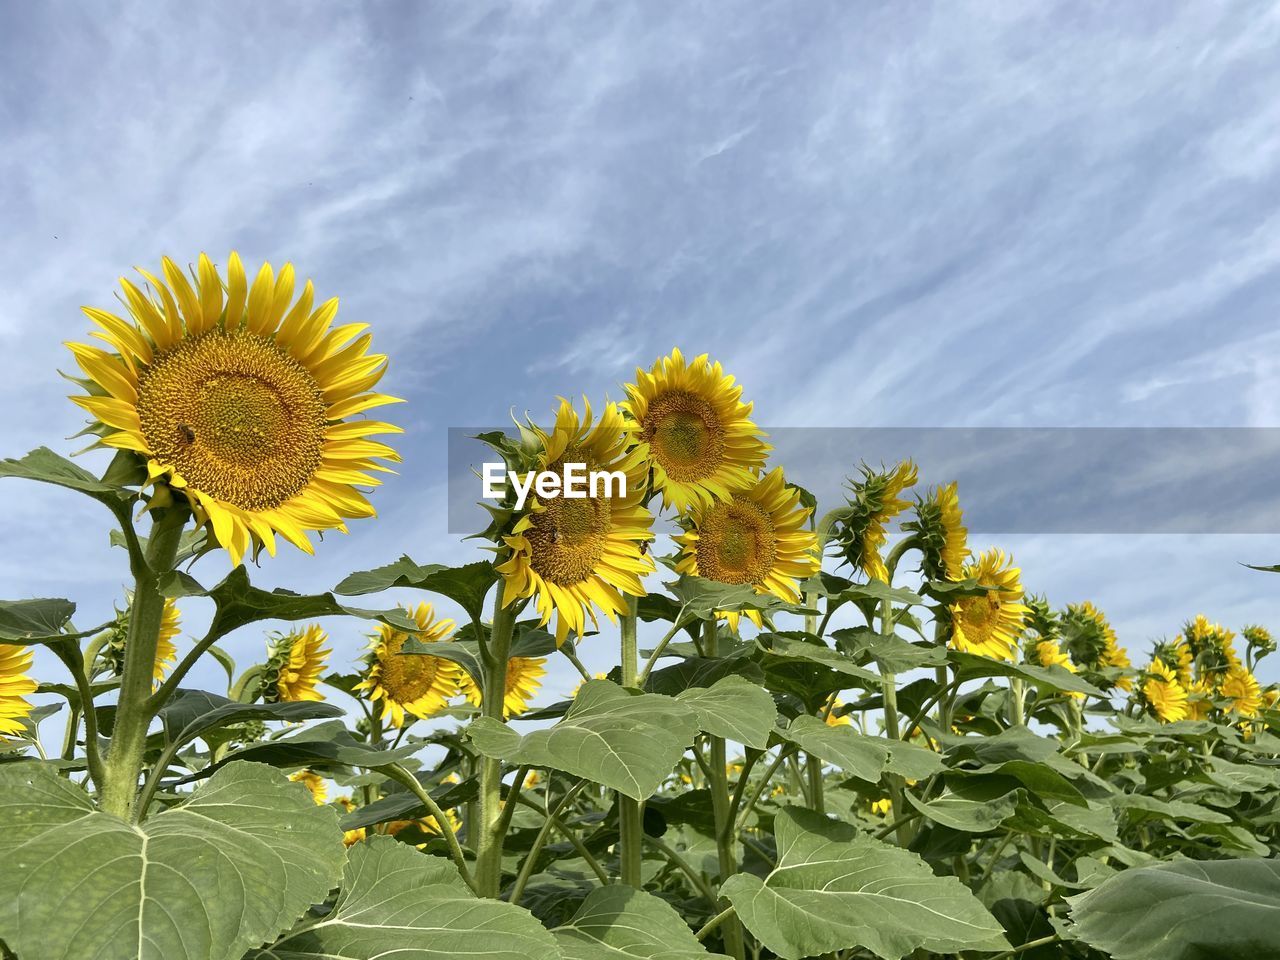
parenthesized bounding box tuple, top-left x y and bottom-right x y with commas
(641, 389, 724, 481)
(695, 496, 776, 585)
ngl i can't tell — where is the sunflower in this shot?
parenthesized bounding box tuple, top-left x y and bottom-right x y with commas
(1243, 625, 1275, 657)
(388, 808, 463, 846)
(674, 467, 821, 628)
(947, 549, 1028, 661)
(833, 461, 918, 582)
(290, 770, 328, 805)
(1151, 638, 1194, 688)
(825, 698, 851, 727)
(622, 348, 770, 512)
(67, 253, 402, 565)
(905, 481, 969, 582)
(1141, 660, 1188, 723)
(154, 597, 180, 684)
(0, 645, 37, 738)
(496, 398, 654, 644)
(1181, 615, 1240, 683)
(1221, 666, 1262, 717)
(869, 798, 892, 816)
(1024, 636, 1084, 699)
(1062, 601, 1132, 691)
(1184, 677, 1217, 721)
(264, 624, 330, 703)
(337, 796, 367, 847)
(354, 603, 462, 728)
(459, 655, 547, 718)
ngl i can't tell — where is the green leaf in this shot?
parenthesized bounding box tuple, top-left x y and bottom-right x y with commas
(721, 808, 1007, 960)
(665, 575, 796, 619)
(0, 447, 134, 506)
(903, 788, 1021, 833)
(189, 720, 421, 781)
(161, 566, 419, 639)
(553, 885, 710, 959)
(340, 777, 477, 832)
(1066, 858, 1280, 960)
(675, 676, 777, 749)
(0, 761, 343, 960)
(468, 680, 699, 800)
(252, 836, 560, 960)
(643, 656, 766, 695)
(948, 651, 1105, 697)
(832, 627, 947, 672)
(334, 556, 499, 624)
(156, 689, 342, 745)
(779, 715, 887, 782)
(0, 598, 78, 644)
(757, 633, 881, 682)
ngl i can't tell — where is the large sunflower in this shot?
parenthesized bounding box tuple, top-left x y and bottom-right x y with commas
(459, 655, 546, 718)
(1141, 660, 1188, 723)
(354, 603, 462, 727)
(67, 253, 401, 565)
(906, 481, 969, 582)
(674, 466, 820, 627)
(264, 624, 330, 703)
(0, 645, 37, 738)
(948, 549, 1028, 661)
(622, 348, 770, 512)
(834, 461, 918, 583)
(496, 398, 654, 644)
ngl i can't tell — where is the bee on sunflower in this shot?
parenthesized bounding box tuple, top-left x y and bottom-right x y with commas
(622, 348, 770, 512)
(495, 398, 654, 645)
(946, 550, 1029, 662)
(66, 253, 402, 565)
(459, 655, 547, 718)
(354, 603, 462, 728)
(829, 460, 918, 582)
(0, 645, 37, 739)
(673, 466, 821, 629)
(262, 624, 331, 703)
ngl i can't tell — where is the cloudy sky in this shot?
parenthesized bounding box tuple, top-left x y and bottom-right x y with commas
(3, 1, 1280, 709)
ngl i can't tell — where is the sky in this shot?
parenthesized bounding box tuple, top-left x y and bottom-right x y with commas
(3, 1, 1280, 723)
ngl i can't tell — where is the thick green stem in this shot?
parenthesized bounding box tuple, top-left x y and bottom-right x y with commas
(878, 596, 909, 846)
(618, 594, 644, 886)
(100, 505, 188, 820)
(1010, 677, 1026, 727)
(803, 589, 826, 814)
(475, 591, 518, 897)
(705, 620, 747, 960)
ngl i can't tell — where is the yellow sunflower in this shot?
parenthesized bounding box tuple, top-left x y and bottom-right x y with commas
(459, 655, 547, 718)
(0, 645, 37, 738)
(869, 798, 892, 816)
(906, 481, 969, 582)
(354, 603, 462, 728)
(1025, 636, 1085, 699)
(572, 672, 609, 698)
(265, 624, 330, 703)
(1221, 666, 1262, 717)
(825, 698, 851, 727)
(497, 398, 654, 644)
(67, 253, 402, 565)
(1181, 614, 1240, 683)
(1141, 660, 1188, 723)
(1184, 677, 1216, 721)
(154, 597, 181, 684)
(622, 348, 770, 512)
(388, 808, 463, 846)
(948, 549, 1028, 661)
(1063, 601, 1132, 691)
(837, 461, 918, 582)
(674, 467, 821, 629)
(337, 796, 367, 847)
(1152, 638, 1194, 688)
(290, 770, 328, 805)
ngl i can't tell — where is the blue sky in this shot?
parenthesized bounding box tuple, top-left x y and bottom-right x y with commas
(3, 1, 1280, 708)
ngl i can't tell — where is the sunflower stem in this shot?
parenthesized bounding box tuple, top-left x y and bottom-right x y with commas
(100, 503, 188, 820)
(475, 590, 517, 898)
(705, 619, 747, 960)
(618, 594, 645, 887)
(877, 595, 910, 846)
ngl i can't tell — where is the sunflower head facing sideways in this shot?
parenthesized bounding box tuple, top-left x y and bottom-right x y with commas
(0, 645, 38, 739)
(1062, 601, 1133, 691)
(263, 624, 331, 703)
(947, 549, 1028, 661)
(354, 603, 462, 728)
(66, 253, 402, 565)
(905, 481, 969, 583)
(622, 348, 770, 512)
(99, 596, 181, 686)
(674, 466, 820, 629)
(459, 655, 547, 718)
(831, 460, 918, 583)
(496, 398, 654, 645)
(1140, 660, 1189, 723)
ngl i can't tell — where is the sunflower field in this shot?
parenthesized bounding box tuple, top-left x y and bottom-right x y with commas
(2, 253, 1279, 960)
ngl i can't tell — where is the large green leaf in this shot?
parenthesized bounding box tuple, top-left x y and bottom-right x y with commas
(468, 680, 699, 800)
(832, 627, 947, 672)
(757, 633, 881, 682)
(156, 689, 342, 744)
(1066, 858, 1280, 960)
(675, 676, 777, 749)
(553, 885, 710, 959)
(721, 808, 1007, 959)
(780, 715, 888, 783)
(0, 761, 343, 960)
(948, 651, 1105, 697)
(188, 720, 420, 780)
(0, 447, 134, 506)
(160, 566, 419, 639)
(666, 575, 799, 618)
(334, 556, 498, 624)
(251, 837, 559, 960)
(0, 598, 78, 644)
(903, 787, 1021, 833)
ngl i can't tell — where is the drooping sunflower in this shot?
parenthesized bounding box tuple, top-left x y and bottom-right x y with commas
(622, 348, 770, 512)
(1180, 615, 1240, 684)
(947, 549, 1028, 661)
(1141, 660, 1189, 723)
(458, 655, 547, 718)
(496, 398, 654, 645)
(1151, 638, 1194, 688)
(263, 624, 331, 703)
(674, 466, 821, 628)
(67, 253, 402, 565)
(1243, 624, 1276, 658)
(905, 481, 969, 582)
(1062, 601, 1132, 691)
(1221, 666, 1262, 717)
(832, 461, 918, 582)
(354, 603, 462, 728)
(0, 645, 37, 739)
(290, 770, 329, 805)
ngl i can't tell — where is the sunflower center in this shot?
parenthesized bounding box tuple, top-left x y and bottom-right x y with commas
(527, 463, 613, 585)
(956, 593, 1002, 635)
(137, 332, 327, 511)
(641, 390, 724, 481)
(378, 634, 444, 703)
(696, 497, 777, 585)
